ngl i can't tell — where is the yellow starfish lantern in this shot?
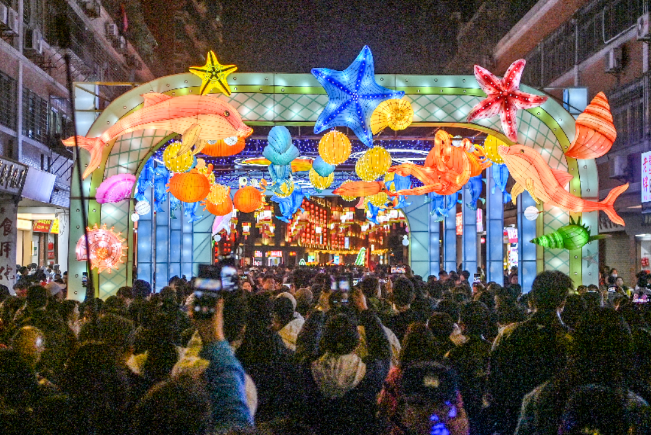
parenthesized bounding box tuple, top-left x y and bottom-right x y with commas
(189, 51, 238, 96)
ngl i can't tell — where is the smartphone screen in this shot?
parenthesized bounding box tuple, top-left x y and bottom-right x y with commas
(473, 273, 481, 284)
(391, 266, 406, 274)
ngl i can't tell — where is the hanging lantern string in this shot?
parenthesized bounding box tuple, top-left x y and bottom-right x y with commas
(61, 20, 95, 302)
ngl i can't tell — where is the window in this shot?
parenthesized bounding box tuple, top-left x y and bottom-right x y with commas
(602, 0, 643, 43)
(0, 70, 16, 130)
(609, 78, 645, 151)
(22, 88, 49, 144)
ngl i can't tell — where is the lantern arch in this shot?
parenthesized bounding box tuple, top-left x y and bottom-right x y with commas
(68, 70, 594, 299)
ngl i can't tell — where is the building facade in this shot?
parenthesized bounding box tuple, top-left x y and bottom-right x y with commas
(0, 0, 159, 289)
(487, 0, 647, 284)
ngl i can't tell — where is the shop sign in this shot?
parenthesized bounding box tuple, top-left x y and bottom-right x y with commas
(254, 251, 262, 257)
(0, 158, 28, 196)
(33, 220, 53, 233)
(50, 219, 60, 234)
(643, 151, 651, 203)
(456, 212, 462, 236)
(267, 251, 283, 257)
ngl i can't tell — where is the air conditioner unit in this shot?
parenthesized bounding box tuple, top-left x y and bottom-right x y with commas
(24, 28, 43, 54)
(604, 47, 623, 73)
(105, 23, 118, 40)
(6, 7, 19, 34)
(83, 0, 101, 19)
(609, 154, 628, 179)
(0, 4, 8, 28)
(116, 35, 127, 52)
(638, 13, 650, 41)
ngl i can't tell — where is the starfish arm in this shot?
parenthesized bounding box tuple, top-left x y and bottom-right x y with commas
(509, 90, 548, 110)
(349, 100, 374, 147)
(500, 99, 520, 142)
(314, 98, 353, 133)
(502, 59, 527, 91)
(474, 64, 503, 94)
(467, 95, 504, 122)
(312, 69, 354, 96)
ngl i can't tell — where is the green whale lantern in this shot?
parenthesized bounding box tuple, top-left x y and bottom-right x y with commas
(530, 217, 607, 250)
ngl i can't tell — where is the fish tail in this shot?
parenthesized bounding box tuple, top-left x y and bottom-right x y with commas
(62, 135, 104, 151)
(599, 183, 629, 226)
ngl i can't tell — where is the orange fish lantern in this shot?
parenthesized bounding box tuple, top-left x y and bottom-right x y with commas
(499, 145, 628, 225)
(167, 169, 211, 203)
(333, 181, 387, 198)
(234, 186, 263, 213)
(389, 130, 471, 196)
(564, 92, 616, 160)
(203, 195, 233, 216)
(201, 137, 246, 157)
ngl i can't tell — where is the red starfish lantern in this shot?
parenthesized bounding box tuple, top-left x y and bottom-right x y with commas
(466, 59, 547, 143)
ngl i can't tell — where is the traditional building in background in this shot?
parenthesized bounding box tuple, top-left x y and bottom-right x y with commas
(0, 0, 160, 282)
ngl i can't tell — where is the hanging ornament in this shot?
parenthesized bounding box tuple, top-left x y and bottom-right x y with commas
(201, 137, 246, 157)
(234, 186, 263, 213)
(75, 223, 127, 274)
(309, 168, 335, 190)
(367, 191, 388, 207)
(163, 141, 195, 173)
(167, 169, 211, 203)
(356, 146, 392, 181)
(337, 180, 359, 201)
(188, 50, 237, 96)
(564, 92, 616, 160)
(318, 131, 351, 165)
(206, 183, 229, 205)
(402, 235, 410, 246)
(312, 156, 336, 177)
(135, 200, 151, 216)
(203, 195, 233, 216)
(530, 217, 607, 250)
(370, 98, 414, 134)
(524, 206, 542, 221)
(213, 234, 222, 242)
(483, 135, 508, 164)
(95, 174, 136, 204)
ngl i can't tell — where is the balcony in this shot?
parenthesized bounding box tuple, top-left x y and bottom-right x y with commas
(608, 73, 648, 154)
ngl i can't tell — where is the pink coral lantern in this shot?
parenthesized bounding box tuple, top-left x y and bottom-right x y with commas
(95, 174, 136, 204)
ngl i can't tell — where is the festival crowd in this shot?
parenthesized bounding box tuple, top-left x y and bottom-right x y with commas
(1, 263, 651, 434)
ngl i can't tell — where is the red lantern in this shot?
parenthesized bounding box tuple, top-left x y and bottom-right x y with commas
(234, 186, 263, 213)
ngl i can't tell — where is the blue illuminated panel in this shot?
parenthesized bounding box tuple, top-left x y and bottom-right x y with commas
(443, 195, 457, 273)
(486, 166, 505, 283)
(518, 192, 538, 293)
(462, 184, 477, 275)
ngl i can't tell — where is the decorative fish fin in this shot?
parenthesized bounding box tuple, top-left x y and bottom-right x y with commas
(511, 183, 524, 205)
(503, 192, 512, 204)
(598, 183, 629, 226)
(480, 198, 486, 204)
(142, 93, 173, 107)
(550, 168, 574, 187)
(525, 179, 541, 204)
(193, 139, 207, 156)
(276, 216, 290, 223)
(177, 124, 202, 156)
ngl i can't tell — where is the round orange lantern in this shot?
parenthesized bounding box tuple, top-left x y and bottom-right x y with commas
(204, 196, 233, 216)
(318, 131, 351, 165)
(233, 186, 263, 213)
(167, 169, 211, 203)
(201, 137, 246, 157)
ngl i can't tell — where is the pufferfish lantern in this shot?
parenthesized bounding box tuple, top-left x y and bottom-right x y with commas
(163, 142, 195, 173)
(309, 168, 334, 190)
(370, 99, 414, 134)
(318, 131, 351, 165)
(75, 223, 127, 274)
(356, 146, 392, 181)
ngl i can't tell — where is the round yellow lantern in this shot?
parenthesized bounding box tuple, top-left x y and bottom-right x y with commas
(275, 178, 295, 198)
(318, 131, 351, 165)
(371, 99, 414, 134)
(206, 183, 229, 205)
(163, 142, 195, 173)
(355, 146, 392, 182)
(368, 192, 388, 207)
(483, 135, 509, 164)
(309, 168, 334, 190)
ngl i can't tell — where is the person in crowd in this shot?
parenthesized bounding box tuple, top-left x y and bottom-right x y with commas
(427, 311, 458, 358)
(302, 288, 391, 435)
(272, 292, 305, 351)
(487, 270, 572, 435)
(385, 277, 425, 341)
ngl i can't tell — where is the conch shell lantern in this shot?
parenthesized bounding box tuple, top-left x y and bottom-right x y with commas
(564, 92, 616, 160)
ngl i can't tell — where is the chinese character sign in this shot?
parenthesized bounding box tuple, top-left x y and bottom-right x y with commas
(643, 151, 651, 203)
(0, 203, 17, 289)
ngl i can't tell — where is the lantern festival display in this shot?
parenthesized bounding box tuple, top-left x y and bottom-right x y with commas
(234, 186, 263, 213)
(356, 146, 392, 181)
(309, 168, 334, 190)
(466, 59, 547, 143)
(202, 137, 246, 157)
(95, 174, 136, 204)
(75, 223, 127, 274)
(188, 50, 238, 96)
(312, 46, 404, 148)
(318, 131, 351, 165)
(483, 135, 508, 164)
(367, 191, 388, 207)
(336, 180, 359, 201)
(206, 183, 229, 205)
(564, 92, 616, 160)
(498, 145, 628, 225)
(175, 123, 203, 156)
(163, 142, 195, 173)
(530, 217, 607, 251)
(370, 98, 414, 134)
(204, 195, 233, 216)
(167, 169, 211, 203)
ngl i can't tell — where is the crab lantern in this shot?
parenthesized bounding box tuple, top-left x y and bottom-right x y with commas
(203, 195, 233, 216)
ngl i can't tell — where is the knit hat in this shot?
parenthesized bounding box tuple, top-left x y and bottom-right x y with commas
(277, 292, 297, 311)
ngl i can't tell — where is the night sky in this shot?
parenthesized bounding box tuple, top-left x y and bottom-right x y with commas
(220, 0, 477, 74)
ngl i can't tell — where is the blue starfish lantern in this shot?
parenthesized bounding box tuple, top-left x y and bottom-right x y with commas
(312, 46, 404, 147)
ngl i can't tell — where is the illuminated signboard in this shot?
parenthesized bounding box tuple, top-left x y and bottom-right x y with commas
(33, 220, 53, 233)
(643, 151, 651, 202)
(50, 219, 60, 234)
(254, 251, 263, 257)
(456, 212, 463, 236)
(267, 251, 283, 257)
